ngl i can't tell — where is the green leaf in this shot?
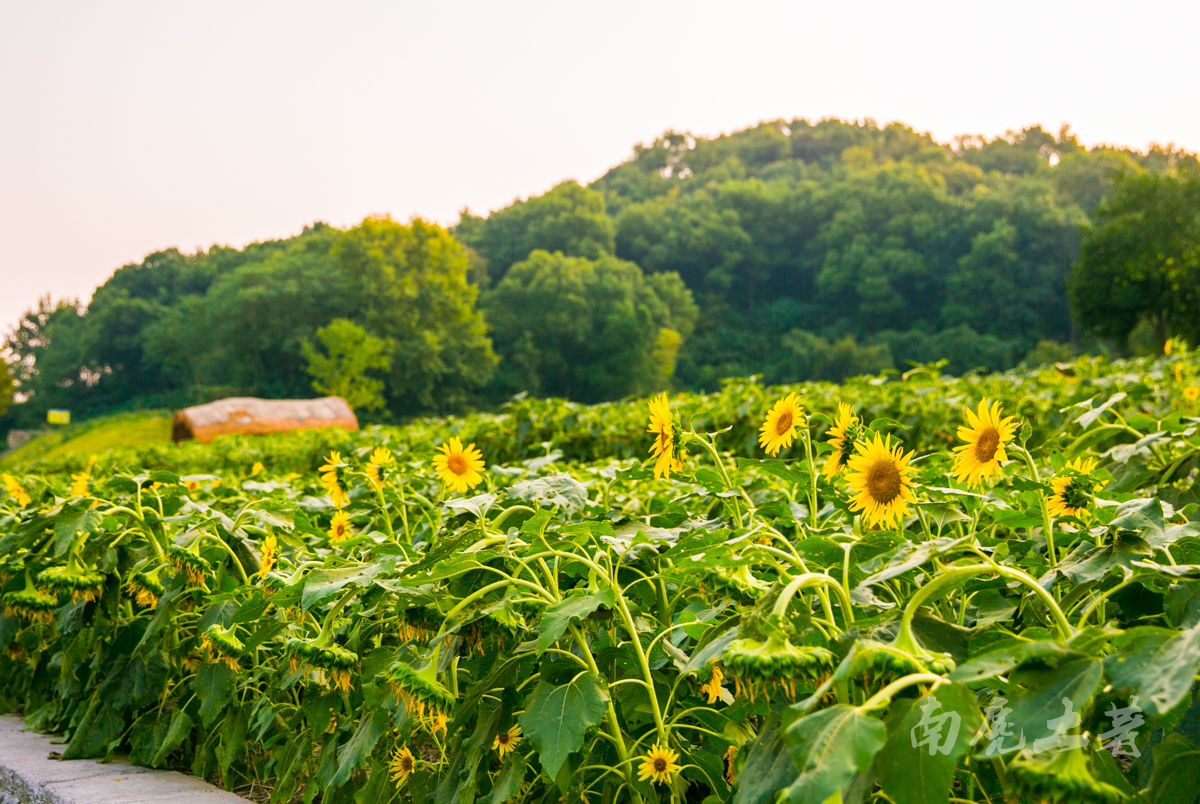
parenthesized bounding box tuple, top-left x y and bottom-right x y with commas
(192, 662, 235, 726)
(518, 672, 608, 779)
(302, 560, 393, 609)
(537, 588, 616, 654)
(151, 709, 194, 768)
(332, 708, 388, 787)
(1006, 658, 1102, 746)
(216, 705, 249, 780)
(55, 507, 102, 555)
(782, 705, 887, 804)
(874, 684, 983, 804)
(62, 698, 124, 760)
(732, 711, 798, 804)
(481, 753, 526, 804)
(1147, 733, 1200, 804)
(510, 474, 588, 515)
(1105, 620, 1200, 717)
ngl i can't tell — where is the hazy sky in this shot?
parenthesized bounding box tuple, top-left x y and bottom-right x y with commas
(3, 0, 1198, 335)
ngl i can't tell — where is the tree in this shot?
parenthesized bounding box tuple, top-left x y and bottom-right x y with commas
(301, 319, 392, 411)
(0, 362, 13, 417)
(455, 181, 615, 282)
(484, 251, 697, 402)
(1070, 171, 1200, 347)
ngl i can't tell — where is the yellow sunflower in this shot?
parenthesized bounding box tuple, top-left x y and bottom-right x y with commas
(1046, 457, 1103, 518)
(433, 437, 486, 493)
(699, 664, 726, 704)
(328, 510, 353, 543)
(390, 745, 415, 785)
(758, 393, 804, 457)
(319, 451, 347, 507)
(367, 447, 395, 489)
(1184, 386, 1200, 402)
(951, 400, 1018, 487)
(723, 744, 738, 784)
(845, 433, 917, 529)
(258, 534, 277, 578)
(2, 474, 31, 507)
(251, 462, 264, 476)
(493, 724, 522, 758)
(638, 744, 682, 785)
(822, 402, 860, 476)
(647, 393, 683, 479)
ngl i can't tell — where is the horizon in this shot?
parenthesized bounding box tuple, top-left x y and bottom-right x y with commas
(4, 0, 1200, 334)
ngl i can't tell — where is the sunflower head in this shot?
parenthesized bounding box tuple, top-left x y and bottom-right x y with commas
(257, 534, 278, 578)
(328, 510, 353, 543)
(167, 545, 211, 586)
(845, 433, 917, 529)
(722, 636, 836, 701)
(647, 393, 684, 479)
(1047, 457, 1103, 519)
(2, 588, 58, 623)
(699, 663, 727, 705)
(822, 402, 862, 476)
(125, 571, 165, 608)
(70, 471, 90, 498)
(433, 438, 486, 493)
(2, 474, 32, 507)
(201, 624, 246, 672)
(390, 746, 416, 785)
(493, 724, 523, 757)
(759, 393, 805, 457)
(952, 400, 1018, 487)
(637, 744, 682, 786)
(385, 660, 456, 727)
(306, 643, 359, 692)
(1007, 748, 1126, 804)
(37, 565, 106, 604)
(1185, 386, 1200, 402)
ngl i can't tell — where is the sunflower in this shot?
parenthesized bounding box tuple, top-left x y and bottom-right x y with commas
(699, 664, 727, 704)
(1185, 386, 1200, 402)
(723, 745, 738, 785)
(758, 393, 804, 456)
(493, 724, 523, 758)
(1047, 457, 1102, 518)
(319, 451, 347, 507)
(390, 746, 416, 786)
(367, 447, 395, 490)
(647, 393, 683, 479)
(251, 462, 264, 476)
(952, 400, 1018, 487)
(328, 510, 353, 543)
(258, 534, 278, 578)
(433, 437, 486, 493)
(822, 402, 861, 476)
(638, 744, 682, 785)
(2, 474, 31, 507)
(70, 471, 90, 498)
(126, 571, 165, 608)
(845, 434, 917, 529)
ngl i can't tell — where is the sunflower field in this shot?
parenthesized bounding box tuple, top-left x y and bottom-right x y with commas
(2, 351, 1200, 804)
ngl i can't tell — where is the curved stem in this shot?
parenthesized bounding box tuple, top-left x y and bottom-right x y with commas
(773, 573, 855, 626)
(859, 673, 945, 712)
(491, 505, 536, 532)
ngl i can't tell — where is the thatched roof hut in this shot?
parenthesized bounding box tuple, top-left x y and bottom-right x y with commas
(172, 397, 358, 444)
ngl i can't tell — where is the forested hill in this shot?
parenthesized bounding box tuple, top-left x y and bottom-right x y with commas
(2, 118, 1197, 430)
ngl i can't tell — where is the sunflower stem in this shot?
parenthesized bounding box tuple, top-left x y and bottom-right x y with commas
(801, 427, 818, 527)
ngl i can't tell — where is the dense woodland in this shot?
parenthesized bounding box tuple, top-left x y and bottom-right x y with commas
(3, 118, 1199, 431)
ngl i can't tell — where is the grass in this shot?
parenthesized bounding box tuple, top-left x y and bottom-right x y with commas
(0, 411, 173, 467)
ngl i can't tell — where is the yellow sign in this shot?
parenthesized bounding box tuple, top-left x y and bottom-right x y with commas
(47, 410, 71, 425)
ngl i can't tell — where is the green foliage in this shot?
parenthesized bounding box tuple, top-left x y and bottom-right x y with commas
(301, 319, 392, 411)
(0, 362, 13, 418)
(0, 350, 1198, 802)
(484, 251, 697, 401)
(1071, 170, 1200, 349)
(455, 181, 615, 283)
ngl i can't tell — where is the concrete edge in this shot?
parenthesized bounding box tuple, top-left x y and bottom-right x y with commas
(0, 715, 252, 804)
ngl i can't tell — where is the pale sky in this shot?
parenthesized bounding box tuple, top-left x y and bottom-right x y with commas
(2, 0, 1198, 336)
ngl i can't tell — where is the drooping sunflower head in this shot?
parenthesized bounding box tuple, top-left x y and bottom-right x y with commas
(1007, 747, 1126, 804)
(822, 401, 862, 476)
(952, 400, 1018, 487)
(758, 393, 805, 457)
(637, 744, 682, 786)
(308, 643, 359, 692)
(37, 565, 106, 604)
(646, 393, 684, 479)
(2, 588, 58, 623)
(327, 510, 353, 543)
(722, 636, 836, 700)
(201, 624, 245, 672)
(390, 746, 416, 786)
(1047, 457, 1102, 519)
(125, 571, 165, 608)
(70, 471, 90, 498)
(167, 545, 211, 586)
(433, 437, 486, 493)
(385, 660, 456, 727)
(493, 724, 523, 757)
(845, 433, 917, 529)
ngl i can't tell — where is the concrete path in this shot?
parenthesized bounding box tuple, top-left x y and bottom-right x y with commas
(0, 715, 250, 804)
